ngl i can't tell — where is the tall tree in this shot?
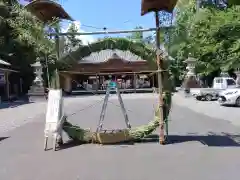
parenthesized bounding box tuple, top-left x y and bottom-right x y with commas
(127, 26, 144, 42)
(65, 22, 82, 51)
(169, 0, 240, 77)
(0, 0, 58, 90)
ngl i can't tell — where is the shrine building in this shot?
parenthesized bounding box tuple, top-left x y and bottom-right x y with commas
(59, 49, 157, 94)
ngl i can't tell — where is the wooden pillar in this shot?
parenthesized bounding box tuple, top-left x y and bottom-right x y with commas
(20, 78, 23, 94)
(95, 74, 98, 94)
(5, 71, 10, 100)
(62, 74, 72, 93)
(152, 73, 155, 88)
(133, 73, 137, 93)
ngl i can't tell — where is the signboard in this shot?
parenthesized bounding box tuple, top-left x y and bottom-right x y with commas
(45, 89, 63, 132)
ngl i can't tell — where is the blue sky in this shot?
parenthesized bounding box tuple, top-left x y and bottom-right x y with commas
(22, 0, 174, 42)
(62, 0, 156, 31)
(60, 0, 157, 39)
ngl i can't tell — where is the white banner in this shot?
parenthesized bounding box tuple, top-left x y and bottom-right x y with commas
(45, 89, 63, 132)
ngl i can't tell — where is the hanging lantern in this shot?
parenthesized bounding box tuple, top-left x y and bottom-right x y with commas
(141, 0, 178, 16)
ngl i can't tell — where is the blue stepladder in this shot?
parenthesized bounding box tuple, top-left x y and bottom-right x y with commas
(96, 80, 131, 132)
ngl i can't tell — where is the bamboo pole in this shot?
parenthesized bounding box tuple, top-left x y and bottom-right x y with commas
(45, 54, 50, 88)
(54, 27, 60, 89)
(49, 27, 172, 36)
(155, 12, 165, 145)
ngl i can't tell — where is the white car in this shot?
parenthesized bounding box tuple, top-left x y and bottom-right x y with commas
(218, 88, 240, 106)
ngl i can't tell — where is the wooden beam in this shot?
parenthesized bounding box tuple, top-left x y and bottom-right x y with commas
(49, 26, 173, 36)
(59, 70, 158, 75)
(0, 68, 19, 73)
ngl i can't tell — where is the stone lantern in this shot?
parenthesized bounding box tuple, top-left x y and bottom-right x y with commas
(28, 59, 45, 101)
(182, 55, 201, 89)
(220, 71, 230, 77)
(31, 60, 43, 87)
(235, 68, 240, 86)
(184, 56, 197, 77)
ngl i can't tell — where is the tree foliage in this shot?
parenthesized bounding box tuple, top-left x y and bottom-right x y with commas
(64, 22, 83, 52)
(0, 0, 60, 91)
(0, 0, 54, 66)
(168, 0, 240, 76)
(127, 26, 144, 42)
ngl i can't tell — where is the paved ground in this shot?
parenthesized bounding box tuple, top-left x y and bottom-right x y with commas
(174, 92, 240, 126)
(0, 93, 240, 180)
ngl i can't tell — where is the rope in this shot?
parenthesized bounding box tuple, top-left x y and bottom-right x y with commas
(65, 82, 156, 123)
(67, 99, 104, 117)
(67, 83, 138, 115)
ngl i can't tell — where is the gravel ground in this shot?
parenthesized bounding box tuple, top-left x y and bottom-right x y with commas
(0, 94, 240, 180)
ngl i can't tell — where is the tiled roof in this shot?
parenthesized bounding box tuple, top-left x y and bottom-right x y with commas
(0, 59, 10, 66)
(79, 49, 146, 64)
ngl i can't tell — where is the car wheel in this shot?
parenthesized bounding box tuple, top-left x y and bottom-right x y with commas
(205, 94, 213, 101)
(196, 96, 202, 101)
(236, 97, 240, 107)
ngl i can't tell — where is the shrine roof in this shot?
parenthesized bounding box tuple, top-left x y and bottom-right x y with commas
(0, 59, 11, 66)
(79, 49, 147, 64)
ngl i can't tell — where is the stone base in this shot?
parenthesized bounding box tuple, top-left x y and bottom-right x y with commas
(182, 76, 201, 89)
(28, 85, 46, 102)
(28, 94, 47, 102)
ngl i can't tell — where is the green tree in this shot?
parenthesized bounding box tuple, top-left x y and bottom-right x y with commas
(0, 0, 58, 90)
(127, 26, 144, 42)
(169, 0, 240, 77)
(65, 22, 82, 51)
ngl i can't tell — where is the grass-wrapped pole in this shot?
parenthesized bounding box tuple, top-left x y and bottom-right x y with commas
(154, 11, 165, 145)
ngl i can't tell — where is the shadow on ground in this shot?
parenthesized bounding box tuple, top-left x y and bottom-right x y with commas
(139, 133, 240, 147)
(221, 104, 240, 108)
(0, 101, 32, 110)
(55, 140, 135, 151)
(56, 132, 240, 151)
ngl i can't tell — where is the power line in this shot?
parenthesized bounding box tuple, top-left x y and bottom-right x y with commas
(81, 24, 105, 30)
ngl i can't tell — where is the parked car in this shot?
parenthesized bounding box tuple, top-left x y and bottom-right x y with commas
(218, 88, 240, 106)
(191, 77, 236, 101)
